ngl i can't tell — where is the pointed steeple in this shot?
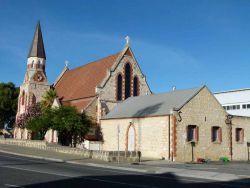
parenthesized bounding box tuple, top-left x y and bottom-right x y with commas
(28, 21, 46, 59)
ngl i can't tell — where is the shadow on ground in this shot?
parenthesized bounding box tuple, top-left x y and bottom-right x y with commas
(23, 172, 249, 188)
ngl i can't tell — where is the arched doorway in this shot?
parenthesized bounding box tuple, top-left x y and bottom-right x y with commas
(127, 126, 135, 151)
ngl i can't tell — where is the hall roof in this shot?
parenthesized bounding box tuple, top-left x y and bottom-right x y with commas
(54, 53, 119, 101)
(104, 85, 205, 119)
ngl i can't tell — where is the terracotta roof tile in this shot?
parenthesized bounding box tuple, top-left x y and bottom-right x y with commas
(62, 98, 94, 112)
(55, 53, 119, 101)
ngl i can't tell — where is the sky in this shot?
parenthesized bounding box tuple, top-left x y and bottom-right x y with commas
(0, 0, 250, 93)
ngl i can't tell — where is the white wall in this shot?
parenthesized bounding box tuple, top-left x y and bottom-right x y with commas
(214, 89, 250, 117)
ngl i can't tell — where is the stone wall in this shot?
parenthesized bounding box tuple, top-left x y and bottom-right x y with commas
(176, 87, 230, 162)
(101, 116, 170, 159)
(98, 54, 151, 118)
(231, 116, 250, 160)
(0, 138, 138, 162)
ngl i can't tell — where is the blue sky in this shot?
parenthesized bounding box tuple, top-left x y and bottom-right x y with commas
(0, 0, 250, 93)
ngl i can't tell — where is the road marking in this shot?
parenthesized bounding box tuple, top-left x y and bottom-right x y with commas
(0, 165, 74, 178)
(0, 165, 156, 188)
(0, 152, 247, 188)
(190, 167, 218, 170)
(4, 184, 23, 188)
(0, 151, 63, 163)
(85, 162, 147, 173)
(238, 175, 250, 178)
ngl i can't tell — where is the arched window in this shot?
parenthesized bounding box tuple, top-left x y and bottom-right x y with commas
(133, 76, 139, 96)
(125, 63, 131, 99)
(117, 74, 122, 101)
(31, 94, 36, 104)
(31, 60, 34, 68)
(21, 91, 25, 105)
(37, 60, 40, 69)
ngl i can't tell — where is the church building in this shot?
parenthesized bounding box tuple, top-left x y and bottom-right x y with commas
(15, 22, 151, 141)
(14, 22, 250, 162)
(14, 22, 50, 139)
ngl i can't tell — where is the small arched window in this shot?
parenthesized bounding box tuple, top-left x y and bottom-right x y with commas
(37, 60, 41, 68)
(117, 74, 122, 101)
(21, 91, 25, 105)
(133, 76, 139, 96)
(31, 60, 34, 69)
(32, 94, 36, 104)
(125, 63, 131, 99)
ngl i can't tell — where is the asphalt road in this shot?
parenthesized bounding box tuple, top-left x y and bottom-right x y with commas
(0, 152, 248, 188)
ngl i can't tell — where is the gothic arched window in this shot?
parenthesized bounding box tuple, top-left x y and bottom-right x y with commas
(31, 94, 36, 104)
(133, 76, 139, 96)
(125, 63, 131, 99)
(117, 74, 122, 101)
(37, 60, 41, 69)
(31, 61, 34, 69)
(21, 91, 25, 105)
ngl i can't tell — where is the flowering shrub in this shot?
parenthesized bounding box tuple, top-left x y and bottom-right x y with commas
(16, 103, 42, 128)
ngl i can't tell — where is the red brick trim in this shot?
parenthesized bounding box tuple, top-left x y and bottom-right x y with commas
(171, 115, 177, 158)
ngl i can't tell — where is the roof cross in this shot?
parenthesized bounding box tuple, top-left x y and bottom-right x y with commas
(64, 60, 69, 67)
(125, 36, 130, 46)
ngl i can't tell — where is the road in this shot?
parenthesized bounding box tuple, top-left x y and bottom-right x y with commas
(0, 152, 248, 188)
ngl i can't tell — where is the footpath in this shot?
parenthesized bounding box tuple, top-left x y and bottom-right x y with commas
(0, 143, 249, 184)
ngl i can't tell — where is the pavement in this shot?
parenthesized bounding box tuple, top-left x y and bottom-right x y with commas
(0, 143, 250, 187)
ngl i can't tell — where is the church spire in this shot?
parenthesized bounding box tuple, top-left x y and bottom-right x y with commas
(28, 21, 46, 59)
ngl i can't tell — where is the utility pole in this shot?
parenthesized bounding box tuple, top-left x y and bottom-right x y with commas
(117, 124, 120, 164)
(247, 142, 250, 162)
(191, 141, 195, 162)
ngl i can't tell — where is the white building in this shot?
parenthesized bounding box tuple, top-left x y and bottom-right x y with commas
(214, 88, 250, 117)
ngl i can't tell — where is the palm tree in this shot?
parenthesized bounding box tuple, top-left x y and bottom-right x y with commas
(41, 89, 57, 109)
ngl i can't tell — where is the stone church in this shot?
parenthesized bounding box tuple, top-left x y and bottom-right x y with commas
(14, 22, 151, 141)
(14, 22, 250, 162)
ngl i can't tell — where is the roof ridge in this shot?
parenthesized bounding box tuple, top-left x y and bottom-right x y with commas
(68, 52, 120, 72)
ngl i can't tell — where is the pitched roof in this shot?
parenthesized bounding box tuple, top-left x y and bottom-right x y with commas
(54, 53, 119, 101)
(104, 86, 205, 119)
(61, 98, 94, 112)
(28, 21, 46, 59)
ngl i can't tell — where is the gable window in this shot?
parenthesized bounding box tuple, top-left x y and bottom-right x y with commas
(211, 126, 222, 143)
(125, 63, 131, 99)
(116, 74, 122, 101)
(235, 128, 244, 143)
(186, 125, 199, 142)
(133, 76, 139, 96)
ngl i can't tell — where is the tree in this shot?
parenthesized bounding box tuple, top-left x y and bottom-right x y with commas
(26, 108, 53, 140)
(0, 82, 19, 129)
(41, 88, 57, 109)
(51, 106, 92, 147)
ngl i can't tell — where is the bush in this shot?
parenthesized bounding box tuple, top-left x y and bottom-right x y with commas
(219, 156, 229, 162)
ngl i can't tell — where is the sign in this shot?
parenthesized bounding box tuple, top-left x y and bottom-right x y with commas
(191, 141, 196, 147)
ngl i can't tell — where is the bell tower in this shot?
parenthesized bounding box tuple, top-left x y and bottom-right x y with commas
(16, 21, 50, 119)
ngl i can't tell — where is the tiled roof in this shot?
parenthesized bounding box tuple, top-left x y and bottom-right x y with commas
(61, 98, 94, 112)
(55, 53, 119, 101)
(104, 86, 205, 119)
